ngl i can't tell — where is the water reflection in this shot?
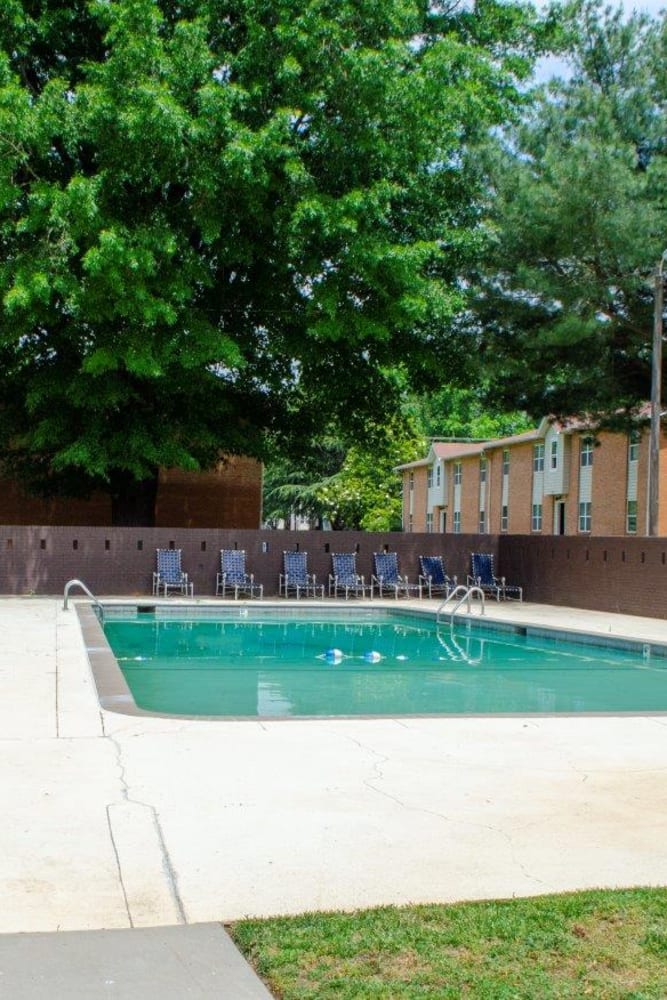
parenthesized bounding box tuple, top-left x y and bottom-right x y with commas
(103, 615, 667, 717)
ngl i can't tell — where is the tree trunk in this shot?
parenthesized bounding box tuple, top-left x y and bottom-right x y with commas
(110, 469, 159, 526)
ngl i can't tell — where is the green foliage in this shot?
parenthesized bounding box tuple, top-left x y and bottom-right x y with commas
(262, 438, 347, 529)
(315, 420, 424, 531)
(263, 411, 424, 531)
(0, 0, 536, 520)
(408, 385, 532, 440)
(471, 1, 667, 426)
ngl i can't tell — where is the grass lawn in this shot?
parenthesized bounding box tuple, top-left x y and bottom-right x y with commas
(229, 888, 667, 999)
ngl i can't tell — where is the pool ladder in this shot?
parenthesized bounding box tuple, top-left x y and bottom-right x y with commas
(436, 585, 485, 626)
(63, 578, 104, 612)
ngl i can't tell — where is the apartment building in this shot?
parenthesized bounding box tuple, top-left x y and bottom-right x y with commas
(396, 417, 667, 537)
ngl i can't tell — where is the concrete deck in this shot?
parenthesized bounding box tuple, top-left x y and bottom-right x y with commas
(1, 596, 667, 993)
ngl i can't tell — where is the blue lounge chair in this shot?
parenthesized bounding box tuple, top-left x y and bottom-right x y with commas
(153, 548, 193, 597)
(328, 552, 366, 599)
(371, 552, 421, 599)
(419, 555, 456, 599)
(468, 552, 522, 602)
(279, 551, 324, 599)
(216, 549, 263, 600)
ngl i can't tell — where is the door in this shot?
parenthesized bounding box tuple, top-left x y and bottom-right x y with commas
(554, 500, 566, 535)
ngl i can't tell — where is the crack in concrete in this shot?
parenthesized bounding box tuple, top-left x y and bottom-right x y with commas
(106, 732, 188, 926)
(105, 803, 133, 927)
(339, 731, 549, 890)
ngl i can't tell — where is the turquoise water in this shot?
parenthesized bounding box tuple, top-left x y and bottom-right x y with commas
(101, 612, 667, 718)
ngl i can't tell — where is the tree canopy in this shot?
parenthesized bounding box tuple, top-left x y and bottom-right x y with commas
(472, 0, 667, 428)
(0, 0, 536, 522)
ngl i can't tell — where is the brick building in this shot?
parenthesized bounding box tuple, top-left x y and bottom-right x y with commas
(0, 456, 263, 529)
(396, 417, 667, 537)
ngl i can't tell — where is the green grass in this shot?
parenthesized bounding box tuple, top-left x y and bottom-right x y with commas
(229, 888, 667, 999)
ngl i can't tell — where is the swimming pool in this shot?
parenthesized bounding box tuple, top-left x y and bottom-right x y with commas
(98, 607, 667, 718)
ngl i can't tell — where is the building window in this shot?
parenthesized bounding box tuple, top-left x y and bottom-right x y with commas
(408, 472, 414, 492)
(531, 503, 543, 532)
(581, 439, 594, 467)
(408, 514, 414, 532)
(626, 500, 637, 534)
(453, 511, 461, 534)
(426, 512, 434, 533)
(436, 463, 441, 487)
(533, 443, 544, 472)
(480, 456, 487, 483)
(454, 462, 462, 486)
(502, 450, 510, 476)
(629, 432, 640, 464)
(479, 510, 486, 533)
(427, 467, 433, 489)
(550, 439, 558, 470)
(578, 501, 592, 532)
(501, 505, 508, 532)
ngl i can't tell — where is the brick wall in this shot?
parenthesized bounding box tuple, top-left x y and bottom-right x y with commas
(590, 432, 627, 536)
(460, 456, 481, 534)
(487, 449, 501, 532)
(0, 458, 262, 529)
(0, 480, 112, 526)
(1, 526, 665, 619)
(413, 467, 429, 532)
(507, 443, 533, 534)
(499, 534, 667, 620)
(155, 458, 262, 528)
(660, 438, 667, 537)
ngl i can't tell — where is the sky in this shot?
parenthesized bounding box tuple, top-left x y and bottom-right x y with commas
(534, 0, 665, 82)
(625, 0, 664, 12)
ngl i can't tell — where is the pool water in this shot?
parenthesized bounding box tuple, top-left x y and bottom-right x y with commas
(101, 611, 667, 718)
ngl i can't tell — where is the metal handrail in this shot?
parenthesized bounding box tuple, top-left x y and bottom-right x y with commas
(448, 586, 485, 625)
(63, 578, 103, 612)
(436, 585, 471, 622)
(436, 585, 485, 625)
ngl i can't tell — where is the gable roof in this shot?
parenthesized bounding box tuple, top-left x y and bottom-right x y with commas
(395, 408, 653, 474)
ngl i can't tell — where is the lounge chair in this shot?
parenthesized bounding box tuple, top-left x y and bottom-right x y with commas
(216, 549, 263, 600)
(153, 548, 194, 597)
(279, 551, 324, 599)
(468, 552, 522, 602)
(371, 551, 422, 599)
(328, 552, 366, 599)
(419, 555, 456, 599)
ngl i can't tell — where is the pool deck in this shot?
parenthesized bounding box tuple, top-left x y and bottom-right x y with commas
(2, 596, 667, 995)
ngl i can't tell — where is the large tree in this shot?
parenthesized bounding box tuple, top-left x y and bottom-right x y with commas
(472, 0, 667, 426)
(0, 0, 535, 523)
